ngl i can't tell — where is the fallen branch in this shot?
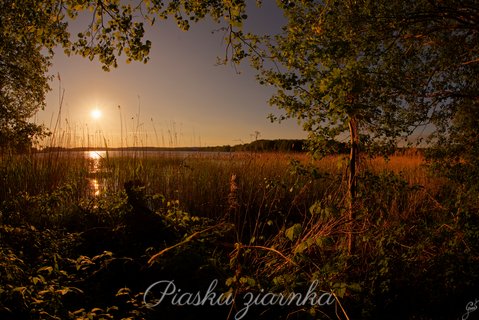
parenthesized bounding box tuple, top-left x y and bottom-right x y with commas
(147, 224, 224, 266)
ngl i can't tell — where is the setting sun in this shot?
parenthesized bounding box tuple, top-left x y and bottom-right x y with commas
(91, 108, 102, 120)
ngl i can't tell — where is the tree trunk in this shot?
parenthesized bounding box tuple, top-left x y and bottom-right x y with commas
(347, 116, 359, 255)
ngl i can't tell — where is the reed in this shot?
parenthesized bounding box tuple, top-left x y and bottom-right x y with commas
(1, 146, 473, 320)
(0, 148, 442, 241)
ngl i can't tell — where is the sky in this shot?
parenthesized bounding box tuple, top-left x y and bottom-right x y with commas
(37, 1, 307, 148)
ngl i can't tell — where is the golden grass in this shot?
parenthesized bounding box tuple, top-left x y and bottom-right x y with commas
(363, 155, 449, 194)
(0, 150, 442, 223)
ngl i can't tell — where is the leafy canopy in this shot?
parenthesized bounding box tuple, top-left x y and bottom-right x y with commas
(0, 1, 53, 151)
(241, 0, 478, 158)
(2, 0, 478, 159)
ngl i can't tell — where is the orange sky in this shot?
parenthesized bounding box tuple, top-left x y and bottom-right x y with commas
(36, 2, 306, 148)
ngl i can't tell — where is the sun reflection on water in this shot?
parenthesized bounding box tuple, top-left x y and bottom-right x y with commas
(90, 178, 101, 196)
(85, 151, 107, 196)
(88, 150, 104, 160)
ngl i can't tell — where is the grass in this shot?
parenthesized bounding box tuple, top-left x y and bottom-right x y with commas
(0, 149, 477, 319)
(0, 151, 440, 230)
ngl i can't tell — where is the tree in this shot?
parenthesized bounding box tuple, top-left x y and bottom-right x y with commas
(0, 1, 56, 152)
(241, 0, 433, 252)
(427, 106, 479, 190)
(223, 0, 478, 252)
(36, 0, 250, 71)
(387, 0, 479, 187)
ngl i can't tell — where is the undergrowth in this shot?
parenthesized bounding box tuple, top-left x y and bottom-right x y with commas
(0, 151, 477, 319)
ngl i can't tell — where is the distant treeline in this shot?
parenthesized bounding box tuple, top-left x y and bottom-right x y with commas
(204, 139, 306, 152)
(39, 139, 308, 153)
(38, 140, 425, 155)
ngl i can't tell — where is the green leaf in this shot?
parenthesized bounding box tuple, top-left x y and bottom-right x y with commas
(56, 288, 70, 295)
(239, 276, 256, 287)
(348, 283, 362, 292)
(32, 276, 44, 285)
(116, 287, 131, 296)
(285, 223, 302, 241)
(12, 286, 27, 294)
(332, 282, 347, 298)
(37, 266, 53, 274)
(225, 276, 236, 287)
(71, 309, 86, 315)
(294, 241, 309, 254)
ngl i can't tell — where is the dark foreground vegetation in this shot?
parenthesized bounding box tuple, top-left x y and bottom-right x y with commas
(0, 151, 477, 319)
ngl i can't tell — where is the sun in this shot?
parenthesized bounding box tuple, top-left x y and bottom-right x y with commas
(91, 108, 102, 120)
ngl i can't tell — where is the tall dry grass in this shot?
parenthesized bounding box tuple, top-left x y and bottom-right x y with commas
(0, 148, 444, 245)
(0, 150, 441, 208)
